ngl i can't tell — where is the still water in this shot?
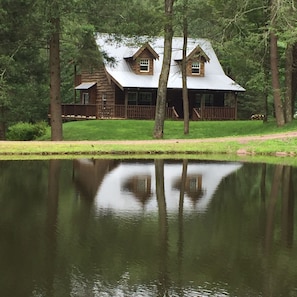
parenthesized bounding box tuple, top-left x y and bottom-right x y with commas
(0, 159, 296, 297)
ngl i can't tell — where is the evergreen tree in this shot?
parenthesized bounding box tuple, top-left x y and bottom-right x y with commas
(0, 0, 48, 130)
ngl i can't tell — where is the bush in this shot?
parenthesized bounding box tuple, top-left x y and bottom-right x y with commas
(6, 121, 48, 141)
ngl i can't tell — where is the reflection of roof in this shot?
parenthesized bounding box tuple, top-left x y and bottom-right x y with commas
(75, 82, 96, 90)
(94, 161, 242, 215)
(73, 159, 119, 200)
(96, 33, 245, 92)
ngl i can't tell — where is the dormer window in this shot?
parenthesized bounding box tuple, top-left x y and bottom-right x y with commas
(192, 61, 200, 75)
(140, 59, 150, 72)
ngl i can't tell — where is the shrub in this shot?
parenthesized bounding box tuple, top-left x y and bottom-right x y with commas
(6, 121, 48, 141)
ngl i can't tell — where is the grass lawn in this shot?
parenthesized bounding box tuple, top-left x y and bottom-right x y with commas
(1, 119, 297, 163)
(39, 119, 297, 141)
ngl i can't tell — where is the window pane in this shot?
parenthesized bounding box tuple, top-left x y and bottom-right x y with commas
(194, 94, 202, 107)
(128, 92, 137, 105)
(192, 61, 200, 74)
(205, 94, 214, 106)
(140, 59, 149, 72)
(138, 92, 152, 105)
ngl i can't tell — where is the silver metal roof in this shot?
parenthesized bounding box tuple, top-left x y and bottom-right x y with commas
(75, 82, 97, 90)
(96, 34, 245, 92)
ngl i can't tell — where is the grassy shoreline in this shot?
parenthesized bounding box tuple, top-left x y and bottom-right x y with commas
(1, 136, 297, 163)
(1, 120, 297, 163)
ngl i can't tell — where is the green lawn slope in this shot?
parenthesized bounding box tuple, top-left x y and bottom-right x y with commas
(40, 119, 297, 141)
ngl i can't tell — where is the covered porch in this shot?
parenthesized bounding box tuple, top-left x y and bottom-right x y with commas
(59, 103, 236, 121)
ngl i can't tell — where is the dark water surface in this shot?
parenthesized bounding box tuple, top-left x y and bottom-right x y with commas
(0, 159, 296, 297)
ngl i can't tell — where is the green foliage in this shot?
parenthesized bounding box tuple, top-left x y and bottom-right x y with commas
(1, 0, 296, 128)
(0, 0, 49, 125)
(7, 121, 48, 141)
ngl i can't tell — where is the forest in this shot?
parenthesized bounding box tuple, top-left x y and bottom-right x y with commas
(0, 0, 296, 139)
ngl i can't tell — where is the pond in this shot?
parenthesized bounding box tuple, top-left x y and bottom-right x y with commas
(0, 159, 296, 297)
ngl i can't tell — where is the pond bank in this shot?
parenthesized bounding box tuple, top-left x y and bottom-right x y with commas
(1, 131, 297, 160)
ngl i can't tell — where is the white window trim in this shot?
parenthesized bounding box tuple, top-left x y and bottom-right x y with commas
(140, 59, 150, 72)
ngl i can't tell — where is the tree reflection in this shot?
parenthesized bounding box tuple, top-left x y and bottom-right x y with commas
(281, 166, 294, 248)
(155, 159, 169, 297)
(263, 164, 296, 297)
(260, 163, 266, 203)
(264, 164, 295, 252)
(177, 160, 187, 297)
(264, 164, 283, 253)
(45, 159, 61, 296)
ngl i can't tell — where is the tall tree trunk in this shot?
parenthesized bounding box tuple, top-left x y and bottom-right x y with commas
(284, 44, 293, 123)
(270, 31, 285, 126)
(270, 0, 285, 126)
(49, 12, 63, 141)
(0, 107, 5, 140)
(182, 0, 189, 135)
(292, 43, 297, 112)
(153, 0, 174, 139)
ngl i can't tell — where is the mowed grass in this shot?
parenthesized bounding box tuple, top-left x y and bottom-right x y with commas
(40, 119, 297, 141)
(2, 119, 294, 162)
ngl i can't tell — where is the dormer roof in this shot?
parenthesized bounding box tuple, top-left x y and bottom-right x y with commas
(187, 45, 210, 62)
(174, 45, 210, 63)
(124, 42, 159, 60)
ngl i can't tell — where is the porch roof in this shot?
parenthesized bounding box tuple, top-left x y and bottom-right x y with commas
(96, 34, 245, 92)
(75, 82, 96, 90)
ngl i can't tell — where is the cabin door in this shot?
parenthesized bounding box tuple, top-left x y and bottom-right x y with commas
(82, 92, 89, 104)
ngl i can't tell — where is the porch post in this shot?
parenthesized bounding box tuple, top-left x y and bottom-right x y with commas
(201, 95, 205, 120)
(124, 90, 128, 119)
(95, 98, 99, 119)
(234, 93, 238, 120)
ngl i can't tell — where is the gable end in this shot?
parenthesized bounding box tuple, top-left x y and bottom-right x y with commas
(126, 47, 157, 75)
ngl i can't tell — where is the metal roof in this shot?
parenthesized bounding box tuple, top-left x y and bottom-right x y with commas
(96, 34, 245, 92)
(75, 82, 97, 90)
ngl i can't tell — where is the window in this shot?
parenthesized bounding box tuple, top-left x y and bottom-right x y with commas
(137, 178, 149, 192)
(189, 176, 202, 191)
(191, 61, 200, 74)
(194, 94, 214, 107)
(194, 94, 202, 107)
(140, 59, 149, 72)
(138, 92, 152, 105)
(204, 94, 214, 106)
(128, 92, 137, 105)
(128, 91, 153, 105)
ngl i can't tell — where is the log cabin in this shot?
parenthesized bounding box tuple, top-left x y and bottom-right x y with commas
(61, 34, 245, 121)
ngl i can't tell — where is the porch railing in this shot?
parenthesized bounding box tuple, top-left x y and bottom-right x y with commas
(192, 107, 236, 120)
(114, 105, 156, 119)
(58, 104, 235, 120)
(107, 105, 173, 119)
(61, 104, 97, 119)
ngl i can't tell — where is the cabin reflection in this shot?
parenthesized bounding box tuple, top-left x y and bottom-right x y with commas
(173, 174, 205, 204)
(122, 175, 152, 207)
(72, 159, 242, 213)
